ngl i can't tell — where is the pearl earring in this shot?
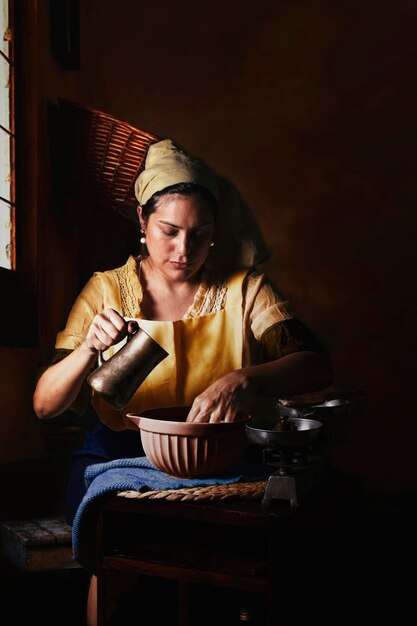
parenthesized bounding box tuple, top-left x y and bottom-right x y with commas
(210, 241, 214, 247)
(140, 231, 146, 244)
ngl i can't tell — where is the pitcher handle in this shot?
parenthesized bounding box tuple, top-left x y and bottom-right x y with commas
(97, 329, 136, 368)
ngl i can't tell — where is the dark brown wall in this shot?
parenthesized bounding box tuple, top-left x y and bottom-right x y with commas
(2, 0, 416, 494)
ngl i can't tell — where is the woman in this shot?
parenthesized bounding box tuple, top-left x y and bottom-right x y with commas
(33, 139, 332, 625)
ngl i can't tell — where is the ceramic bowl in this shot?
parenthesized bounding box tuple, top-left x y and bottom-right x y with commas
(126, 406, 251, 478)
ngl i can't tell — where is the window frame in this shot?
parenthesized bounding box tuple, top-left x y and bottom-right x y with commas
(0, 0, 39, 348)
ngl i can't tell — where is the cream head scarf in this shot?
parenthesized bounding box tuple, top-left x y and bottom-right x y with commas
(134, 139, 269, 269)
(134, 139, 219, 206)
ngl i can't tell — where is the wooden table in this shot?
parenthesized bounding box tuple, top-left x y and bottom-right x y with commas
(95, 492, 308, 626)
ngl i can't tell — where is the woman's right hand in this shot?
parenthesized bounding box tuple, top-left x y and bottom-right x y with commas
(34, 308, 139, 420)
(84, 308, 138, 354)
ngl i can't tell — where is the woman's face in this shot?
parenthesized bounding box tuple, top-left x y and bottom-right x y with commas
(138, 193, 215, 282)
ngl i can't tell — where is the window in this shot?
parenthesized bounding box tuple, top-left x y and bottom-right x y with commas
(0, 0, 14, 270)
(0, 0, 38, 347)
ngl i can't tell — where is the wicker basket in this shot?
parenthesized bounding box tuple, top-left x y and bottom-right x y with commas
(57, 98, 160, 218)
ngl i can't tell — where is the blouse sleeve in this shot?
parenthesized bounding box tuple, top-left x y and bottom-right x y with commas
(55, 271, 120, 350)
(48, 271, 120, 415)
(243, 270, 327, 361)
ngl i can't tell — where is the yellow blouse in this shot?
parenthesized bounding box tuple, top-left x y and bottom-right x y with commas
(55, 255, 296, 365)
(51, 256, 324, 419)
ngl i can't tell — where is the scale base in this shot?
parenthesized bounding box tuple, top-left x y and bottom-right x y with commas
(262, 458, 326, 508)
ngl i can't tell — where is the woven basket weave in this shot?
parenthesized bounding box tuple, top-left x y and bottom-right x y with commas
(117, 480, 267, 503)
(55, 99, 269, 268)
(58, 98, 159, 218)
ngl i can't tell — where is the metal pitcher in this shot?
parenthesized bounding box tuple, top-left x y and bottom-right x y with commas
(87, 326, 169, 409)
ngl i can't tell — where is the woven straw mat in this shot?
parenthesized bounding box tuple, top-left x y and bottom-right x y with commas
(117, 480, 267, 503)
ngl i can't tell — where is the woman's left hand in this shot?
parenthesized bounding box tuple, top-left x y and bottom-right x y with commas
(186, 370, 252, 423)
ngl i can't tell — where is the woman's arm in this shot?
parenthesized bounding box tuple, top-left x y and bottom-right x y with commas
(240, 349, 332, 398)
(186, 350, 333, 423)
(33, 342, 98, 419)
(33, 309, 136, 419)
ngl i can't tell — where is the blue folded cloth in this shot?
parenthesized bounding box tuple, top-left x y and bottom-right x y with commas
(72, 455, 273, 573)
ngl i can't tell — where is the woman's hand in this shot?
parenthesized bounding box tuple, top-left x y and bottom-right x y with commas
(84, 308, 138, 354)
(34, 309, 139, 420)
(186, 352, 333, 425)
(186, 370, 253, 423)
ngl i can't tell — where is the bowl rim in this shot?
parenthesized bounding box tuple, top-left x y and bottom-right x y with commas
(126, 406, 251, 436)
